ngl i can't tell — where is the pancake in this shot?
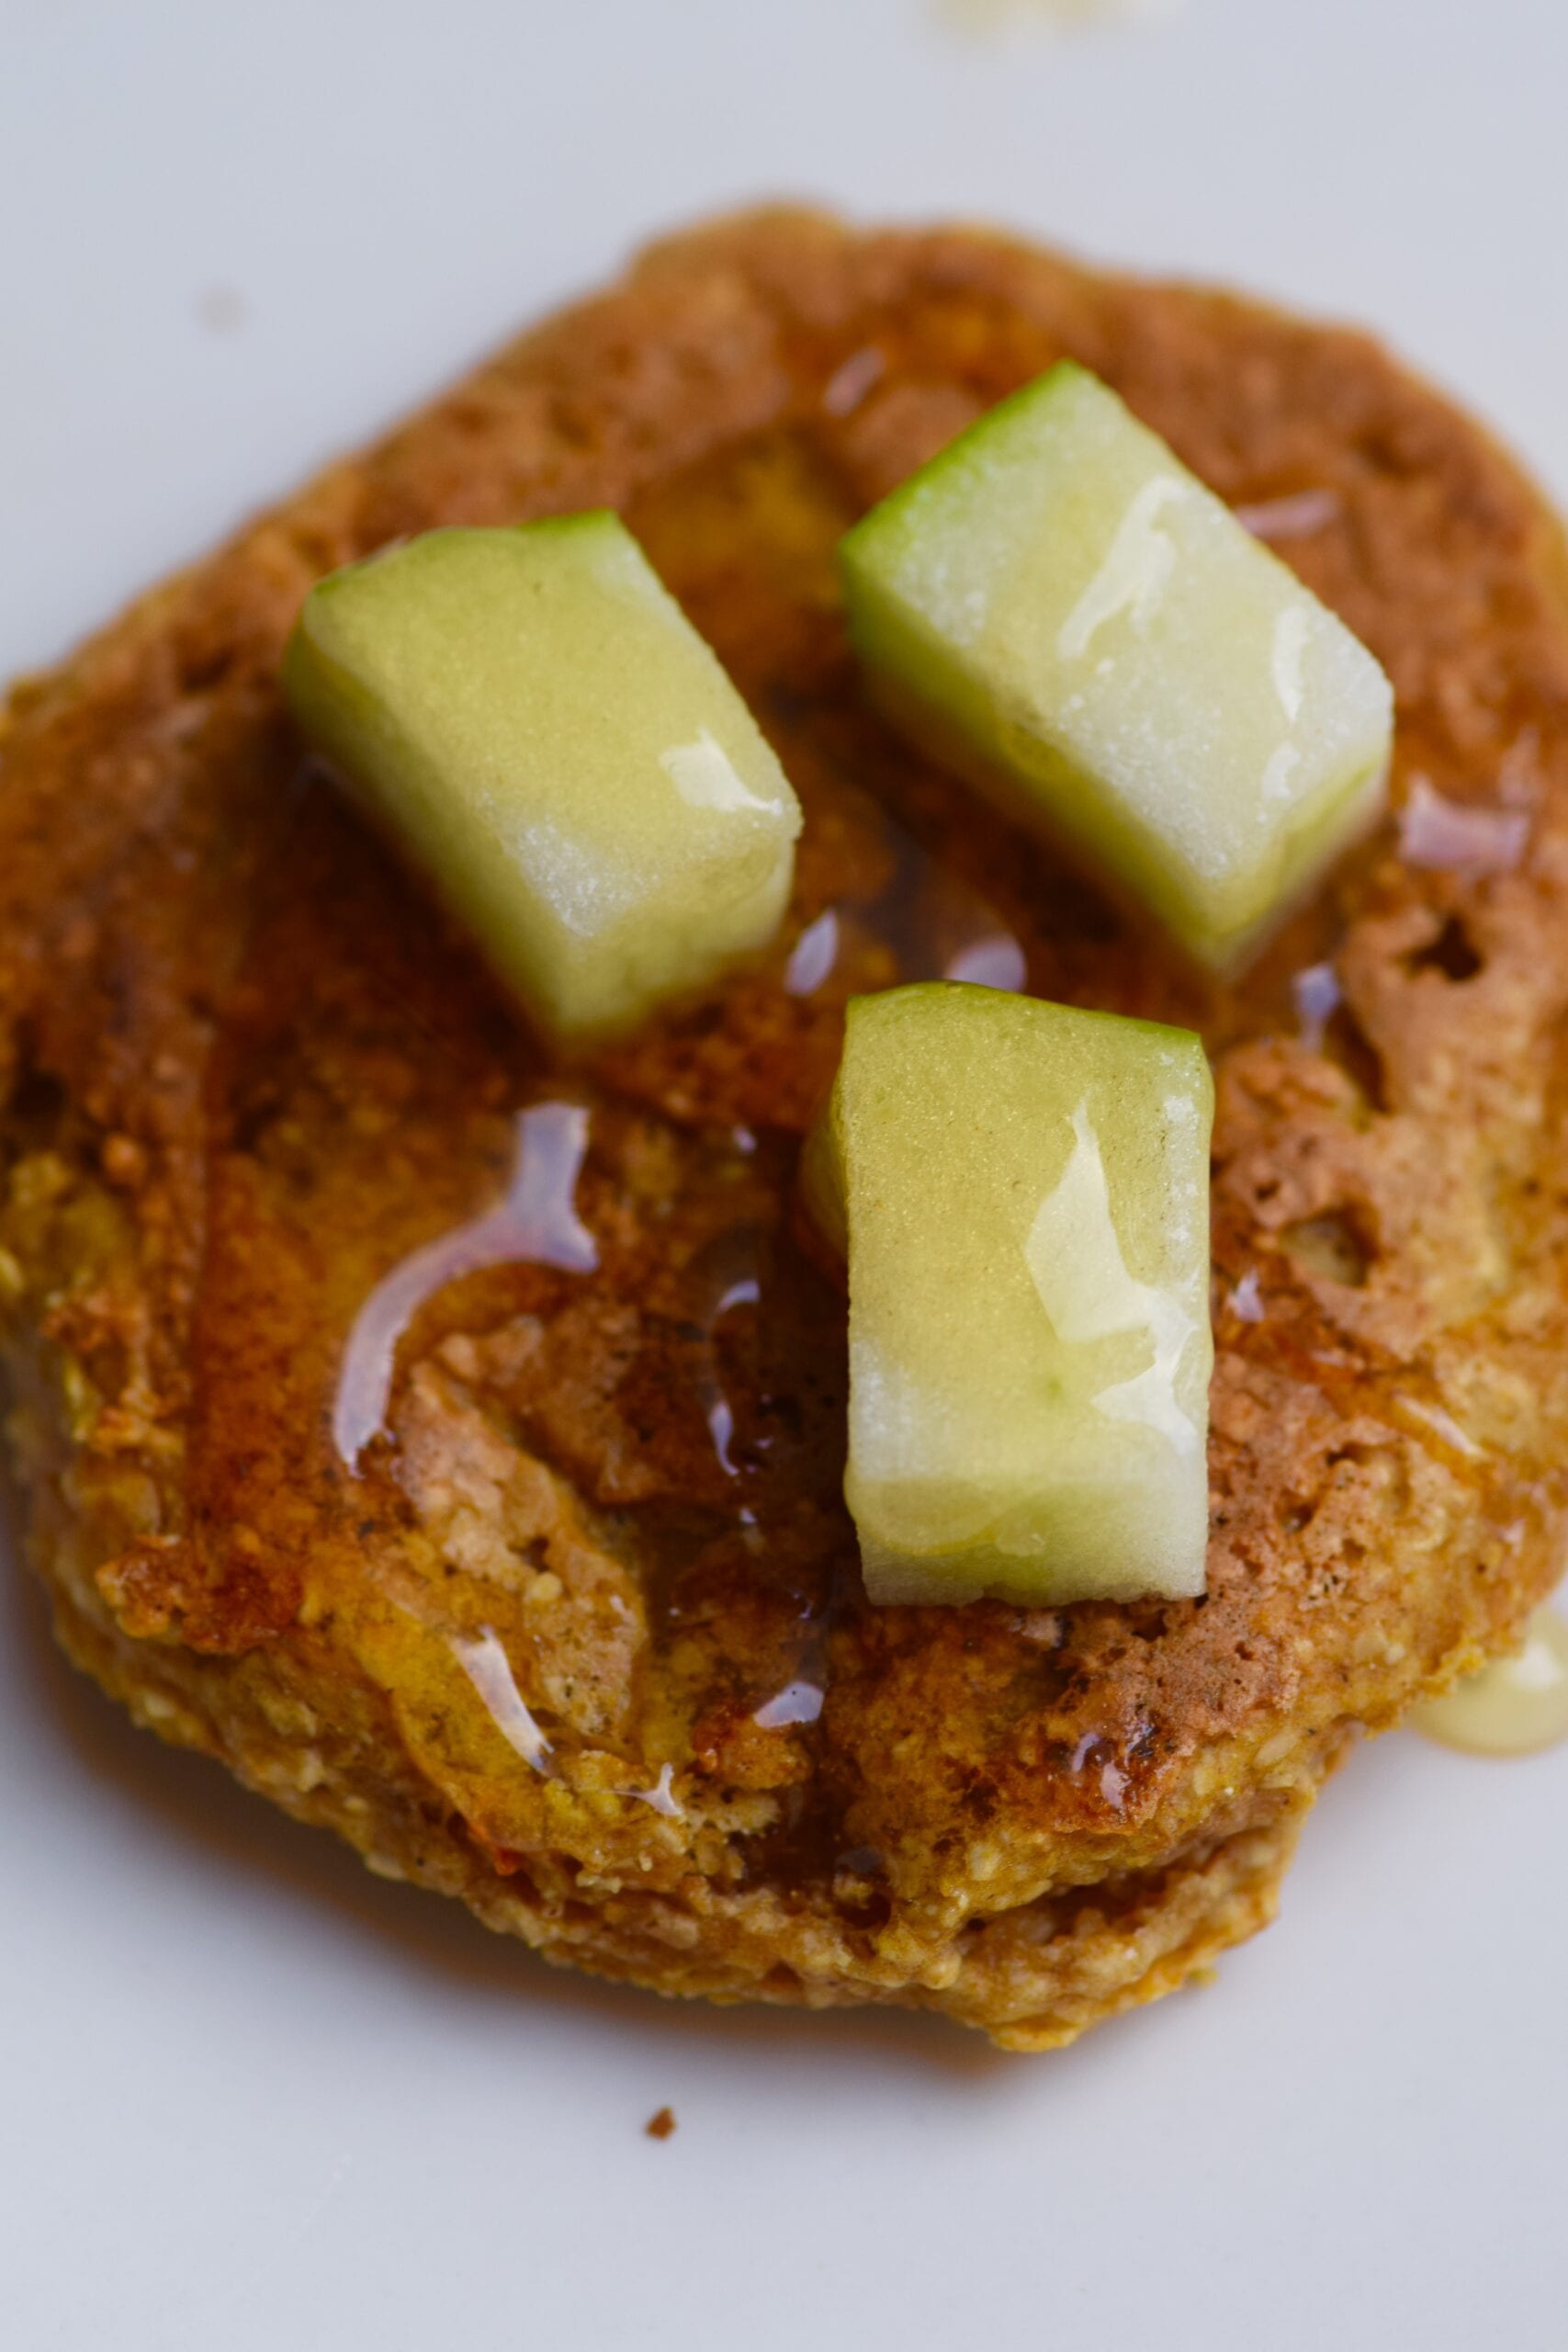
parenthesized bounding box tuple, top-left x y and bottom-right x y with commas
(5, 209, 1567, 2050)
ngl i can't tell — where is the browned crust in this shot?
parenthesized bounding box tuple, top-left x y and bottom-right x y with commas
(5, 207, 1568, 2046)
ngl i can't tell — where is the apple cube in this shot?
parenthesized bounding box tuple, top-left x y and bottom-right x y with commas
(813, 982, 1214, 1607)
(284, 514, 801, 1037)
(839, 364, 1393, 973)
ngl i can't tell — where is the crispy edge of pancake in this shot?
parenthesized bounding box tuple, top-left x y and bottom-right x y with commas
(4, 1260, 1327, 2046)
(3, 208, 1567, 2045)
(10, 1305, 1322, 2049)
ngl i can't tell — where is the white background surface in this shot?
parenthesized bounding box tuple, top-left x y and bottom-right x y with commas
(3, 5, 1565, 2346)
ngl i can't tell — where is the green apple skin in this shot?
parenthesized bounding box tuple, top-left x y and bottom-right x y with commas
(838, 363, 1393, 975)
(814, 982, 1214, 1608)
(283, 514, 802, 1039)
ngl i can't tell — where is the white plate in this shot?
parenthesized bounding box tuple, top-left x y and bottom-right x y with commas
(3, 6, 1565, 2346)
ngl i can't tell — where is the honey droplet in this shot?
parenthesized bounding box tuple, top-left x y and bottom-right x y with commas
(1413, 1607, 1568, 1758)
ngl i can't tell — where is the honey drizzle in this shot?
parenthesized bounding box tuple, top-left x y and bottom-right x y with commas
(450, 1627, 553, 1772)
(333, 1101, 597, 1467)
(782, 796, 1026, 1003)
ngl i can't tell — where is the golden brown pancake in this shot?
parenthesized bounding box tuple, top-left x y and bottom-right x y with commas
(5, 209, 1567, 2049)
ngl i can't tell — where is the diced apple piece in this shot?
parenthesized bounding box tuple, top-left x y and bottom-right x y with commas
(839, 363, 1393, 973)
(812, 982, 1214, 1607)
(283, 514, 802, 1037)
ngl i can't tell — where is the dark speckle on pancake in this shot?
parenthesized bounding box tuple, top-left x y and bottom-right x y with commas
(4, 209, 1568, 2047)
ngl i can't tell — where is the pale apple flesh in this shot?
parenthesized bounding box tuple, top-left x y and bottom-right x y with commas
(283, 514, 802, 1038)
(813, 982, 1215, 1608)
(839, 363, 1393, 974)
